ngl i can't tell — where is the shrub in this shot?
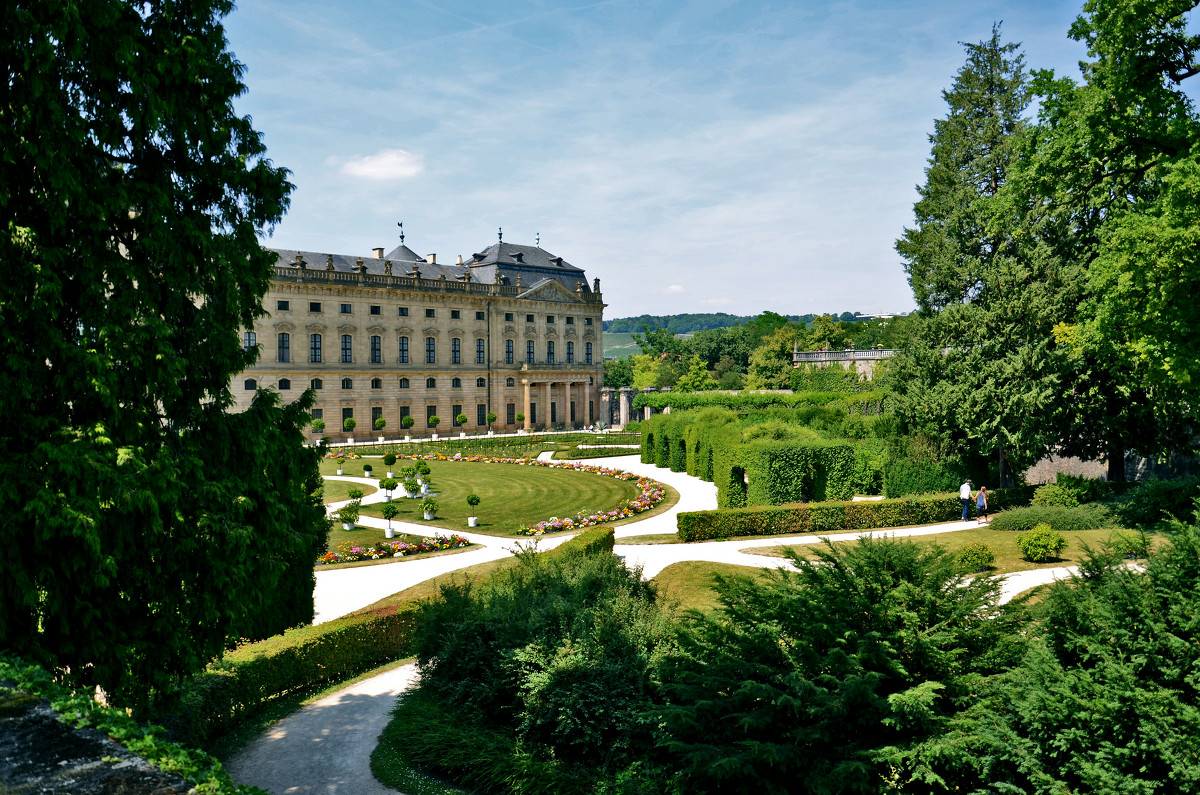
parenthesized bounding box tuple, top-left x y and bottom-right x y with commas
(421, 497, 438, 516)
(882, 458, 964, 498)
(401, 415, 415, 429)
(988, 504, 1115, 533)
(335, 502, 360, 526)
(428, 415, 441, 428)
(1109, 476, 1200, 528)
(1053, 473, 1113, 503)
(455, 413, 469, 427)
(1031, 483, 1080, 508)
(379, 478, 398, 496)
(466, 493, 481, 510)
(347, 487, 364, 500)
(957, 542, 995, 572)
(548, 526, 615, 558)
(343, 416, 356, 432)
(311, 418, 325, 433)
(383, 453, 397, 467)
(1110, 529, 1151, 559)
(375, 417, 387, 431)
(1016, 523, 1067, 562)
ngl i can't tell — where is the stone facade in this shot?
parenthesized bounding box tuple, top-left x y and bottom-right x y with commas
(792, 347, 895, 379)
(232, 240, 605, 441)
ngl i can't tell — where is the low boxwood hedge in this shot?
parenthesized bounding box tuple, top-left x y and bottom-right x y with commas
(676, 486, 1036, 542)
(987, 504, 1116, 533)
(549, 526, 615, 557)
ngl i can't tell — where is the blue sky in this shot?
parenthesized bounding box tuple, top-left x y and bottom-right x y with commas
(224, 0, 1092, 318)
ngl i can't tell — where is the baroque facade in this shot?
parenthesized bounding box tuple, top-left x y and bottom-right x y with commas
(232, 238, 606, 441)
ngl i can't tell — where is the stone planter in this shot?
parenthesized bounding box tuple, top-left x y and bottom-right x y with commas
(468, 516, 478, 528)
(404, 435, 411, 442)
(386, 471, 394, 478)
(336, 469, 344, 475)
(406, 491, 418, 499)
(431, 433, 439, 440)
(459, 432, 467, 438)
(378, 435, 385, 442)
(341, 522, 353, 531)
(423, 510, 435, 521)
(363, 470, 373, 479)
(488, 430, 494, 436)
(384, 527, 395, 539)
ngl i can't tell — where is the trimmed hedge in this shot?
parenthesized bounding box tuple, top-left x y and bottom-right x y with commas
(714, 439, 858, 507)
(549, 526, 615, 558)
(677, 486, 1037, 541)
(988, 504, 1116, 533)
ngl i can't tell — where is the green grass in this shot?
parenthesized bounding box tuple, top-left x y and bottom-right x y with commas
(343, 459, 644, 537)
(616, 533, 682, 545)
(321, 479, 378, 504)
(651, 561, 777, 613)
(349, 557, 523, 617)
(740, 526, 1164, 575)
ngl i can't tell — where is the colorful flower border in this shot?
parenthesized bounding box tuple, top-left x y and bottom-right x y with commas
(318, 534, 470, 565)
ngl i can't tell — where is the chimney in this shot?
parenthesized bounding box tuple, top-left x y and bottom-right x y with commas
(372, 247, 384, 259)
(456, 254, 464, 264)
(426, 253, 437, 264)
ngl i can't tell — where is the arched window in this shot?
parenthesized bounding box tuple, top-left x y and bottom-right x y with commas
(425, 337, 436, 364)
(244, 379, 257, 390)
(426, 377, 436, 389)
(370, 335, 381, 363)
(476, 377, 486, 388)
(341, 334, 353, 363)
(398, 336, 409, 363)
(371, 378, 382, 389)
(311, 378, 323, 390)
(506, 377, 515, 387)
(341, 378, 353, 389)
(279, 378, 291, 390)
(399, 378, 410, 389)
(451, 337, 461, 364)
(452, 377, 462, 388)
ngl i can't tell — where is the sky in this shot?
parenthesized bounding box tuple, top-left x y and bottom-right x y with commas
(224, 0, 1095, 319)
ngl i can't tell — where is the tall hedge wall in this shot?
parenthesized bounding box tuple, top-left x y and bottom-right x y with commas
(713, 439, 858, 507)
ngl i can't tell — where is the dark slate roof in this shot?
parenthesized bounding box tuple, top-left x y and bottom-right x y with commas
(384, 243, 426, 262)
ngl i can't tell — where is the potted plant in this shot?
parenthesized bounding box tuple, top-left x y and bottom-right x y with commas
(311, 417, 325, 435)
(381, 502, 399, 539)
(421, 496, 438, 521)
(428, 415, 440, 439)
(416, 460, 431, 478)
(466, 493, 480, 527)
(485, 411, 497, 435)
(347, 488, 364, 501)
(343, 416, 356, 441)
(456, 413, 469, 438)
(336, 501, 360, 530)
(401, 415, 414, 440)
(375, 416, 387, 441)
(383, 453, 397, 477)
(362, 463, 373, 478)
(335, 456, 345, 475)
(403, 478, 420, 498)
(379, 477, 398, 501)
(515, 412, 525, 433)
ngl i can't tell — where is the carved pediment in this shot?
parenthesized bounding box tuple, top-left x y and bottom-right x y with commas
(516, 278, 586, 304)
(503, 324, 516, 334)
(583, 328, 596, 338)
(337, 324, 356, 334)
(473, 328, 487, 337)
(274, 322, 296, 333)
(448, 327, 465, 337)
(367, 324, 386, 334)
(423, 327, 440, 336)
(306, 323, 326, 333)
(396, 326, 414, 335)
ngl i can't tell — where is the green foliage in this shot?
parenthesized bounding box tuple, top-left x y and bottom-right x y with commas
(381, 503, 399, 524)
(379, 478, 398, 494)
(1109, 529, 1151, 559)
(714, 439, 858, 507)
(311, 418, 326, 432)
(428, 415, 441, 428)
(384, 453, 397, 466)
(336, 501, 361, 526)
(673, 356, 719, 392)
(656, 538, 1007, 793)
(1031, 483, 1080, 507)
(455, 413, 469, 427)
(988, 503, 1115, 533)
(1016, 523, 1067, 562)
(421, 497, 439, 516)
(882, 457, 965, 498)
(402, 415, 416, 429)
(347, 488, 364, 500)
(343, 416, 357, 432)
(956, 542, 995, 572)
(375, 417, 387, 430)
(466, 493, 481, 509)
(746, 324, 805, 388)
(602, 357, 634, 389)
(1053, 472, 1115, 503)
(486, 412, 498, 426)
(548, 527, 616, 558)
(1109, 476, 1200, 528)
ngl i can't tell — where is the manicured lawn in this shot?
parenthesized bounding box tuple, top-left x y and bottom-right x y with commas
(349, 557, 523, 617)
(617, 533, 682, 545)
(740, 526, 1162, 575)
(651, 561, 777, 614)
(321, 479, 378, 504)
(346, 459, 646, 537)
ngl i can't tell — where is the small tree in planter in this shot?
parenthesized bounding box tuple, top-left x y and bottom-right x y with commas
(343, 416, 357, 440)
(379, 477, 398, 501)
(403, 478, 420, 498)
(336, 501, 360, 530)
(428, 415, 441, 437)
(455, 413, 469, 429)
(486, 412, 497, 432)
(515, 412, 525, 432)
(421, 496, 438, 521)
(311, 417, 326, 434)
(416, 460, 431, 477)
(383, 453, 397, 477)
(335, 456, 346, 475)
(401, 415, 415, 437)
(347, 488, 364, 501)
(362, 463, 373, 478)
(375, 416, 387, 440)
(466, 493, 481, 527)
(381, 502, 399, 539)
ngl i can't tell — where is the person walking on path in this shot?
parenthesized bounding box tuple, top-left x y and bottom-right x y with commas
(976, 485, 989, 525)
(959, 479, 973, 521)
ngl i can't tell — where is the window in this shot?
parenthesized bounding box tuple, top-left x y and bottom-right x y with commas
(452, 405, 462, 426)
(342, 408, 354, 428)
(311, 408, 323, 421)
(507, 403, 515, 425)
(369, 305, 381, 315)
(506, 377, 515, 387)
(372, 406, 382, 424)
(585, 317, 593, 326)
(546, 341, 555, 364)
(566, 316, 575, 325)
(475, 311, 485, 320)
(277, 300, 290, 311)
(585, 342, 593, 364)
(426, 377, 436, 389)
(476, 377, 486, 388)
(341, 334, 352, 363)
(452, 377, 462, 388)
(451, 338, 461, 364)
(451, 309, 461, 320)
(371, 378, 382, 389)
(425, 308, 436, 318)
(526, 314, 534, 323)
(546, 315, 555, 324)
(476, 338, 486, 364)
(398, 336, 409, 363)
(425, 337, 436, 364)
(398, 307, 409, 317)
(570, 401, 576, 424)
(566, 341, 574, 364)
(370, 335, 381, 363)
(311, 378, 323, 390)
(505, 339, 514, 364)
(478, 404, 487, 426)
(243, 331, 256, 351)
(589, 400, 594, 422)
(341, 378, 353, 389)
(244, 379, 257, 390)
(310, 334, 322, 363)
(551, 402, 557, 424)
(309, 301, 322, 312)
(505, 312, 514, 322)
(277, 332, 290, 362)
(526, 340, 535, 364)
(279, 378, 291, 390)
(399, 378, 410, 388)
(426, 405, 438, 426)
(340, 303, 352, 314)
(530, 403, 537, 424)
(399, 405, 410, 422)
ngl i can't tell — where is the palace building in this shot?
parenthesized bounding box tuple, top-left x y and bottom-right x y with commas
(232, 236, 606, 441)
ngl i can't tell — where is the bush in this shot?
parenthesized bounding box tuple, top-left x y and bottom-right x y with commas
(1110, 529, 1151, 559)
(1031, 483, 1080, 508)
(347, 487, 364, 500)
(882, 458, 965, 498)
(956, 542, 996, 572)
(1109, 476, 1200, 528)
(335, 502, 360, 526)
(548, 526, 615, 558)
(1016, 523, 1067, 562)
(988, 504, 1116, 533)
(383, 453, 397, 466)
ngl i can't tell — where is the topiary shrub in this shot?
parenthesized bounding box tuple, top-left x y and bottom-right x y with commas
(1016, 523, 1067, 563)
(956, 542, 995, 573)
(383, 453, 397, 467)
(1031, 483, 1080, 508)
(988, 504, 1115, 533)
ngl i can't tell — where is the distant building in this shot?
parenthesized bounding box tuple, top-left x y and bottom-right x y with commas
(233, 237, 606, 439)
(792, 344, 895, 379)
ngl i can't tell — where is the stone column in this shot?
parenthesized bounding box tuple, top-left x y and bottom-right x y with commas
(522, 378, 532, 431)
(619, 386, 633, 427)
(562, 381, 572, 427)
(600, 387, 612, 427)
(642, 387, 655, 421)
(541, 381, 551, 428)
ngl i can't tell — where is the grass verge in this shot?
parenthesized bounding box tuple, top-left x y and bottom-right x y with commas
(651, 561, 777, 614)
(321, 478, 378, 504)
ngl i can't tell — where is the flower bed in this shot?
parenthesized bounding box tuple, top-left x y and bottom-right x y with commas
(317, 534, 470, 565)
(324, 451, 362, 461)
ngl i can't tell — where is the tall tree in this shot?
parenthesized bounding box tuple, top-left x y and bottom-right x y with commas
(0, 0, 326, 704)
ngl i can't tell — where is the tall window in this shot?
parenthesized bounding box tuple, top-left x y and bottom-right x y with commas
(372, 406, 382, 424)
(505, 339, 514, 364)
(341, 334, 352, 363)
(507, 403, 516, 425)
(243, 331, 256, 351)
(277, 332, 290, 362)
(427, 405, 438, 426)
(526, 340, 535, 364)
(310, 333, 322, 363)
(398, 336, 409, 363)
(452, 404, 462, 426)
(477, 404, 487, 426)
(476, 338, 485, 364)
(566, 341, 574, 364)
(546, 341, 555, 364)
(399, 405, 410, 422)
(451, 337, 461, 364)
(425, 337, 436, 364)
(370, 335, 381, 363)
(585, 342, 593, 364)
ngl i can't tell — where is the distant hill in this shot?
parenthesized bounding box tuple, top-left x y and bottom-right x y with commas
(603, 311, 865, 334)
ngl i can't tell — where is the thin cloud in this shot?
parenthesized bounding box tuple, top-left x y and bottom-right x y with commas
(331, 149, 424, 181)
(664, 284, 685, 294)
